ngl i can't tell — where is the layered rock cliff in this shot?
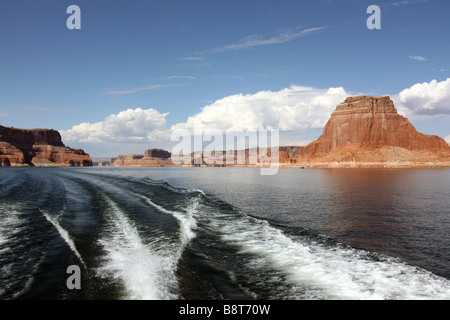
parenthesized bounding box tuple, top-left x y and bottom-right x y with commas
(0, 125, 92, 167)
(110, 146, 302, 167)
(187, 146, 303, 166)
(298, 95, 450, 166)
(112, 149, 174, 166)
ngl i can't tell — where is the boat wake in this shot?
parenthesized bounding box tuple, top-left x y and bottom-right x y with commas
(0, 168, 449, 300)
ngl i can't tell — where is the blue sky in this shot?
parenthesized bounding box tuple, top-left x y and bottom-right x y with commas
(0, 0, 449, 157)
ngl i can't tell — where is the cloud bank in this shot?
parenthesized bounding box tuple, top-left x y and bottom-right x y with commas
(61, 108, 170, 144)
(61, 79, 450, 155)
(394, 78, 450, 117)
(62, 85, 348, 145)
(171, 85, 348, 133)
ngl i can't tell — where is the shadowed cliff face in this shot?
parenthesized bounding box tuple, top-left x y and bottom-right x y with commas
(299, 95, 450, 164)
(0, 126, 65, 147)
(144, 149, 171, 159)
(0, 125, 92, 167)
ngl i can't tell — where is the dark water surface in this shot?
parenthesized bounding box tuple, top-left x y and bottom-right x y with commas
(0, 167, 449, 300)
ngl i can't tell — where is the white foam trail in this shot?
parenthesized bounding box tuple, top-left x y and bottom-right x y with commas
(0, 204, 23, 295)
(205, 211, 450, 300)
(0, 205, 23, 254)
(40, 209, 86, 268)
(135, 193, 198, 248)
(96, 195, 179, 300)
(0, 214, 17, 248)
(0, 204, 44, 298)
(142, 178, 206, 196)
(56, 173, 196, 299)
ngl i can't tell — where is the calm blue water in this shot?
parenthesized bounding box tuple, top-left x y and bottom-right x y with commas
(0, 167, 449, 300)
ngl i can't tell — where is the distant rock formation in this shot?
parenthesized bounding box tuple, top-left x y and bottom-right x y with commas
(91, 158, 111, 166)
(111, 146, 303, 167)
(298, 95, 450, 166)
(188, 146, 303, 166)
(112, 149, 174, 166)
(278, 146, 303, 164)
(144, 149, 171, 159)
(0, 125, 92, 167)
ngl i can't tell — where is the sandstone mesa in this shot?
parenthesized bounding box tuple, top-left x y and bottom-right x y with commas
(297, 95, 450, 168)
(111, 148, 173, 167)
(0, 125, 92, 167)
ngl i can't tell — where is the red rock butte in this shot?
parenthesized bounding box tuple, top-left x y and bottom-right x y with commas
(298, 95, 450, 167)
(0, 125, 92, 167)
(111, 148, 173, 167)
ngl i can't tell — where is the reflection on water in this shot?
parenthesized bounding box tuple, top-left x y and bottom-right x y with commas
(317, 169, 449, 277)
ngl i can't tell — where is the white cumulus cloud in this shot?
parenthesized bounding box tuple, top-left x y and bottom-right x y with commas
(60, 108, 170, 144)
(394, 78, 450, 117)
(171, 85, 349, 133)
(59, 79, 450, 158)
(59, 86, 349, 156)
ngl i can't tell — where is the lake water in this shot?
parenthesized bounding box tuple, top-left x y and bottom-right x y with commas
(0, 167, 449, 300)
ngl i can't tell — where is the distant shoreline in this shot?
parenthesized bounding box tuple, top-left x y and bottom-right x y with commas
(3, 162, 450, 169)
(94, 162, 450, 169)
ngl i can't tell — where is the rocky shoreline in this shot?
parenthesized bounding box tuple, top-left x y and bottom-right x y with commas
(0, 125, 92, 167)
(2, 96, 449, 169)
